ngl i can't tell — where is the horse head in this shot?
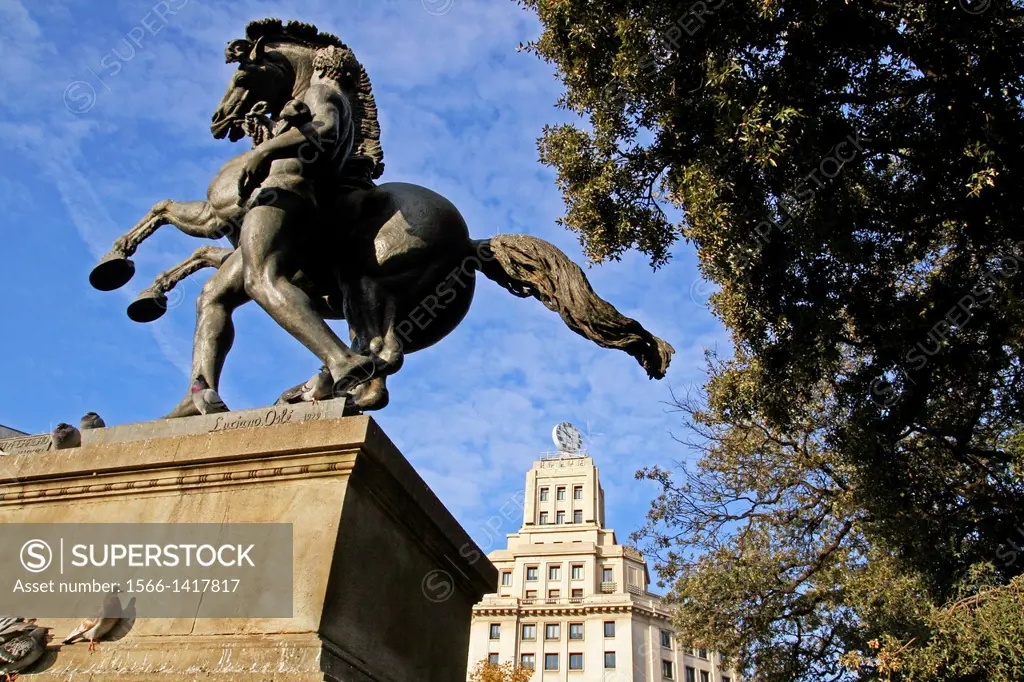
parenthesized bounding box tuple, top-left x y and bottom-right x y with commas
(211, 36, 295, 142)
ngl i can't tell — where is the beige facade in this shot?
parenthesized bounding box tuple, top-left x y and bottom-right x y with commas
(468, 450, 737, 682)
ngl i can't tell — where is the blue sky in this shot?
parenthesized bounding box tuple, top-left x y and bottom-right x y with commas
(0, 0, 727, 576)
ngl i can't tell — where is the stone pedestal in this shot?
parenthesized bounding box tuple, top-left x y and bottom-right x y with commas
(0, 410, 495, 681)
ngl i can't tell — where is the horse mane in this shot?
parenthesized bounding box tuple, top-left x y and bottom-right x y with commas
(245, 18, 384, 180)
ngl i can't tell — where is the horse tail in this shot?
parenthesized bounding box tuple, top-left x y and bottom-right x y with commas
(470, 235, 674, 379)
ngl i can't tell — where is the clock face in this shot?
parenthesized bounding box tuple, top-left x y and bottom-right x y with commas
(552, 422, 583, 453)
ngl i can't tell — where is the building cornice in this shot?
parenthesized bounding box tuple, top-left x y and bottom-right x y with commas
(472, 598, 674, 623)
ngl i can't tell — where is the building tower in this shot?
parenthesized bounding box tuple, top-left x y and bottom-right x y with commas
(467, 424, 737, 681)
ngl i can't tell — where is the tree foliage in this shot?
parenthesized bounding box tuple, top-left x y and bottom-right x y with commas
(518, 0, 1024, 596)
(468, 660, 534, 682)
(632, 373, 1024, 681)
(844, 570, 1024, 681)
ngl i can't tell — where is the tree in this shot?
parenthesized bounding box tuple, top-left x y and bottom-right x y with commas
(632, 370, 1024, 681)
(468, 660, 534, 682)
(517, 0, 1024, 598)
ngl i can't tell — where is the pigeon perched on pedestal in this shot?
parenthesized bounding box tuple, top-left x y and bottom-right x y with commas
(0, 626, 49, 679)
(276, 366, 333, 406)
(0, 618, 35, 645)
(79, 412, 105, 430)
(63, 590, 122, 652)
(191, 376, 229, 415)
(49, 423, 81, 450)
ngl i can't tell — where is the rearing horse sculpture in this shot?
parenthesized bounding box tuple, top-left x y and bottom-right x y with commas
(89, 19, 674, 417)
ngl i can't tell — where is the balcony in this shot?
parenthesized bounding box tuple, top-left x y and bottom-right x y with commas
(519, 596, 598, 608)
(600, 581, 617, 593)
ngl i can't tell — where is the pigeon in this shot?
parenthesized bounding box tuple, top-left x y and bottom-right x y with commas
(80, 412, 105, 430)
(0, 626, 49, 680)
(0, 618, 35, 645)
(276, 366, 333, 405)
(190, 376, 229, 415)
(49, 423, 81, 450)
(63, 590, 122, 652)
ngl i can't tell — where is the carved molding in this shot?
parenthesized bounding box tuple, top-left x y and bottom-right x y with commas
(0, 452, 357, 507)
(473, 601, 673, 622)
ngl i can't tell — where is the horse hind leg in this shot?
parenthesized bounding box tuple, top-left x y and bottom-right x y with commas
(346, 376, 390, 412)
(340, 277, 406, 412)
(344, 320, 391, 412)
(90, 200, 231, 291)
(127, 246, 234, 323)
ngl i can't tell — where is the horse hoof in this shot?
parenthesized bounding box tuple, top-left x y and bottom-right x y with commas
(90, 253, 135, 291)
(127, 291, 168, 323)
(346, 379, 389, 412)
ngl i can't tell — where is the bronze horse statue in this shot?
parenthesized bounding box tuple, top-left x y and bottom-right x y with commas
(89, 19, 673, 417)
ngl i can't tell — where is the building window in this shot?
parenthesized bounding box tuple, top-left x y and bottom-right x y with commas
(603, 567, 614, 582)
(571, 588, 583, 598)
(569, 653, 584, 671)
(557, 486, 566, 500)
(722, 677, 731, 682)
(548, 564, 561, 580)
(526, 566, 538, 581)
(521, 654, 535, 669)
(539, 487, 549, 501)
(488, 653, 499, 665)
(694, 648, 707, 659)
(573, 485, 583, 499)
(604, 651, 616, 669)
(661, 660, 674, 679)
(629, 566, 641, 587)
(539, 512, 548, 525)
(684, 666, 695, 682)
(661, 629, 672, 648)
(525, 590, 537, 600)
(556, 511, 565, 524)
(521, 623, 537, 640)
(569, 622, 584, 640)
(547, 589, 560, 601)
(573, 509, 583, 524)
(571, 564, 584, 579)
(489, 624, 500, 639)
(544, 653, 559, 670)
(501, 571, 512, 586)
(604, 621, 615, 637)
(700, 671, 710, 682)
(545, 623, 560, 640)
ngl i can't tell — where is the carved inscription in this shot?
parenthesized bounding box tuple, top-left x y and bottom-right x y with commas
(208, 406, 329, 433)
(0, 434, 50, 455)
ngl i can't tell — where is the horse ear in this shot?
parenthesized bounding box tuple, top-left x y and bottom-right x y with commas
(248, 36, 266, 63)
(225, 39, 252, 64)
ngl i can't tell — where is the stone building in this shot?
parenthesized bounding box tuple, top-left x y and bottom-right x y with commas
(467, 429, 737, 681)
(0, 424, 26, 440)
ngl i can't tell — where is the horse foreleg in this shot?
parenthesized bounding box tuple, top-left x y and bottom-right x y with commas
(115, 200, 230, 257)
(91, 200, 235, 291)
(127, 246, 235, 323)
